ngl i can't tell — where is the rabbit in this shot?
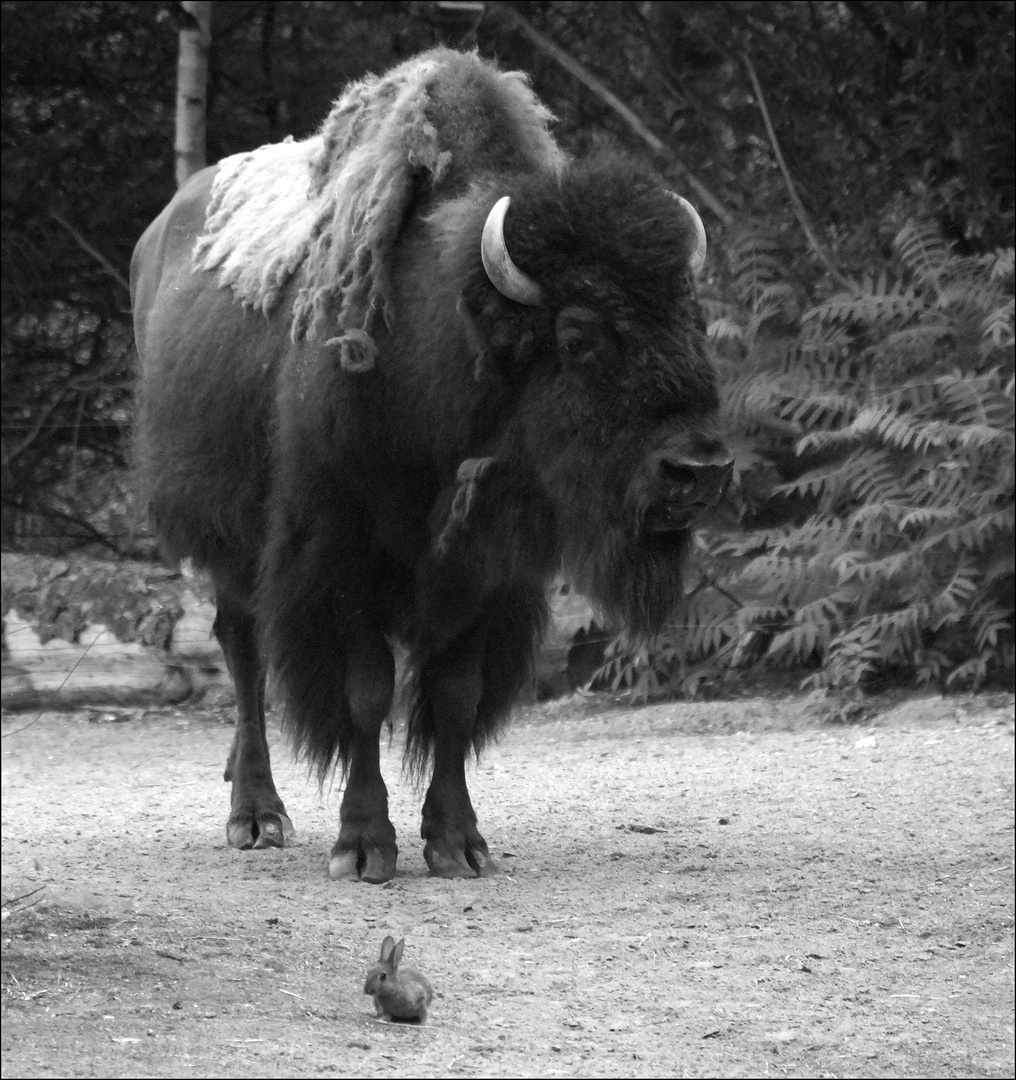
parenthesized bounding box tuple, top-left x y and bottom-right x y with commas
(363, 936, 434, 1022)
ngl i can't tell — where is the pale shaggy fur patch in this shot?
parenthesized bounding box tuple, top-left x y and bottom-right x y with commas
(191, 49, 562, 372)
(192, 135, 322, 319)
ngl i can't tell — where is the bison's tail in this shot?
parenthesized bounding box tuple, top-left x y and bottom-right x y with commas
(404, 585, 548, 780)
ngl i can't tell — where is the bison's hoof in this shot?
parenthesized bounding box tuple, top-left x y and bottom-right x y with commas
(424, 841, 498, 879)
(227, 813, 293, 850)
(328, 844, 398, 883)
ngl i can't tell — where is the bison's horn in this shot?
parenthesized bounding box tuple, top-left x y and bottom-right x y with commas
(668, 192, 707, 276)
(481, 196, 542, 306)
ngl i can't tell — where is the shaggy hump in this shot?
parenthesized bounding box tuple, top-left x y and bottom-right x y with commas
(193, 49, 564, 370)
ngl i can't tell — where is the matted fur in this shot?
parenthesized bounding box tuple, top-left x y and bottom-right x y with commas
(191, 137, 321, 318)
(193, 48, 563, 370)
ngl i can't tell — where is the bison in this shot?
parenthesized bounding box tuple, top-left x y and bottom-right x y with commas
(131, 48, 732, 882)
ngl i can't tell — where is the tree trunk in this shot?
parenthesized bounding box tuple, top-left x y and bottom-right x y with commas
(175, 1, 211, 189)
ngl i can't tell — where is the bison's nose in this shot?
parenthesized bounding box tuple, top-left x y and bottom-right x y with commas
(658, 455, 734, 509)
(643, 439, 734, 533)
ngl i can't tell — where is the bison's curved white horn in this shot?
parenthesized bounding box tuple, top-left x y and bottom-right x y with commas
(669, 192, 707, 276)
(481, 196, 542, 306)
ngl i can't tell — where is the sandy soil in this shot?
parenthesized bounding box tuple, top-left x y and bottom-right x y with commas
(2, 690, 1013, 1078)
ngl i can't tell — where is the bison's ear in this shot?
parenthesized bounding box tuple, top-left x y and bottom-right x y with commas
(456, 295, 493, 383)
(457, 288, 545, 383)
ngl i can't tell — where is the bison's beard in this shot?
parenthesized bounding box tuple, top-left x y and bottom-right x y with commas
(565, 526, 690, 639)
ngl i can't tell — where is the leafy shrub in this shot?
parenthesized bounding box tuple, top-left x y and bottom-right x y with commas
(600, 222, 1014, 700)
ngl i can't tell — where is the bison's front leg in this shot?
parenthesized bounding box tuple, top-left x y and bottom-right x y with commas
(328, 633, 399, 883)
(419, 627, 497, 878)
(214, 592, 293, 849)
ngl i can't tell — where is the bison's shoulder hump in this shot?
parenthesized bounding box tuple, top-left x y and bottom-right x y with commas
(192, 49, 564, 360)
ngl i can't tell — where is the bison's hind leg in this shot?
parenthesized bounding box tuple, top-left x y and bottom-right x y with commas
(259, 507, 399, 883)
(214, 583, 293, 849)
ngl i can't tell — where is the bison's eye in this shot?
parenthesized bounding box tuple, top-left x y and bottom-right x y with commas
(558, 326, 591, 358)
(556, 306, 612, 364)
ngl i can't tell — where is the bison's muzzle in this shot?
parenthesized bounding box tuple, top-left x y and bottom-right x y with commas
(640, 437, 734, 534)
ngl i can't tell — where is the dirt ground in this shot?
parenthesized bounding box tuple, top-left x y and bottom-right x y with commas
(2, 690, 1013, 1079)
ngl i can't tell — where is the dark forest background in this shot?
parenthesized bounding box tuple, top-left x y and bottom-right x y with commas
(2, 0, 1013, 697)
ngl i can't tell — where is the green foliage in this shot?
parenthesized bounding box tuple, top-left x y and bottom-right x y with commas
(604, 222, 1014, 699)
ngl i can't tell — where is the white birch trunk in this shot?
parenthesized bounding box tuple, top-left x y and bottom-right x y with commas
(175, 1, 211, 189)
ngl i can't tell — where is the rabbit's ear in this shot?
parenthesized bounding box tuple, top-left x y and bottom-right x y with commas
(379, 936, 396, 962)
(392, 939, 406, 968)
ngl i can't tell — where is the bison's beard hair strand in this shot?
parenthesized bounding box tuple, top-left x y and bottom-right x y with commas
(403, 584, 548, 783)
(569, 530, 690, 641)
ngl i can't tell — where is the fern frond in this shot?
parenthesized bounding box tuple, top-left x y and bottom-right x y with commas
(945, 656, 988, 690)
(708, 316, 745, 343)
(725, 231, 789, 311)
(784, 388, 859, 431)
(765, 623, 819, 665)
(607, 219, 1014, 699)
(971, 605, 1013, 652)
(898, 505, 960, 532)
(931, 562, 980, 622)
(734, 604, 793, 631)
(935, 370, 1014, 425)
(841, 450, 905, 505)
(987, 248, 1014, 283)
(876, 321, 953, 357)
(981, 299, 1015, 350)
(832, 549, 915, 586)
(776, 463, 846, 500)
(957, 423, 1014, 451)
(750, 283, 801, 332)
(921, 506, 1015, 555)
(807, 276, 925, 327)
(894, 220, 953, 289)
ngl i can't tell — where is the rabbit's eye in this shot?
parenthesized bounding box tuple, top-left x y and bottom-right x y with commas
(379, 973, 387, 981)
